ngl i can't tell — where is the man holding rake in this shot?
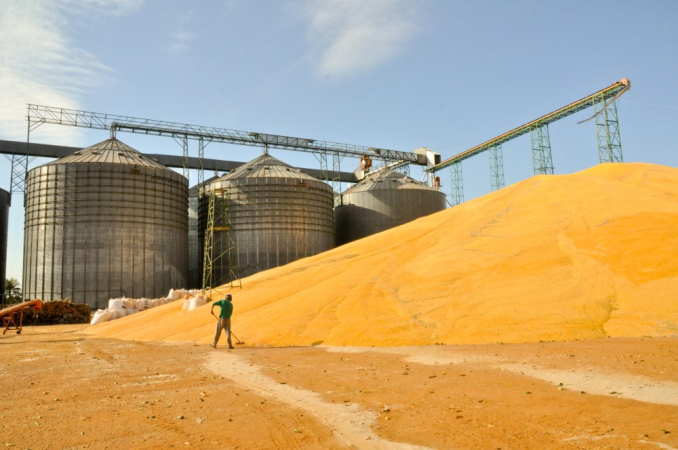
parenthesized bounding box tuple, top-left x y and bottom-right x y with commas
(210, 294, 234, 349)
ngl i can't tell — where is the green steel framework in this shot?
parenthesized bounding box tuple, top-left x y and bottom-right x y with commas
(428, 78, 630, 206)
(430, 79, 630, 173)
(530, 124, 554, 175)
(595, 100, 623, 163)
(488, 144, 505, 191)
(449, 161, 464, 206)
(202, 189, 241, 294)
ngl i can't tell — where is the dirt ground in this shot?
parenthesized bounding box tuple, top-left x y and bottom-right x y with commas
(1, 325, 677, 449)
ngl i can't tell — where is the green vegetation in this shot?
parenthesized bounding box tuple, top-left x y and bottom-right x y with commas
(3, 278, 22, 304)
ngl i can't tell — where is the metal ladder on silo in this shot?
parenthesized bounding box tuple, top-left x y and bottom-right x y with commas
(202, 189, 241, 296)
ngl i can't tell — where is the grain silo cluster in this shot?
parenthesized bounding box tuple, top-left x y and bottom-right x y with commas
(18, 137, 445, 309)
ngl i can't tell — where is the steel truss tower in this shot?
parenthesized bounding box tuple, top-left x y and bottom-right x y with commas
(530, 124, 554, 175)
(488, 144, 505, 190)
(449, 161, 464, 206)
(202, 189, 240, 293)
(595, 99, 623, 163)
(10, 116, 42, 195)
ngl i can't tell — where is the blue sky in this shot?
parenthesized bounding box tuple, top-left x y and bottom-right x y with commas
(1, 0, 677, 282)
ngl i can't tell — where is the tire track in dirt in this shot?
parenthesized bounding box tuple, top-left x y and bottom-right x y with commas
(206, 353, 431, 450)
(497, 364, 678, 406)
(324, 346, 678, 406)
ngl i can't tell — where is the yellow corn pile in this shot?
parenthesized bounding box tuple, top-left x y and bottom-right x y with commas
(87, 162, 678, 346)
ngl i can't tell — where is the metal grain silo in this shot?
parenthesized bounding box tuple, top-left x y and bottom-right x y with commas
(199, 154, 334, 283)
(334, 167, 446, 245)
(0, 188, 9, 304)
(23, 138, 188, 309)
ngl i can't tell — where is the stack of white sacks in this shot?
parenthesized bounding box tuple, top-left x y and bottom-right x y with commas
(90, 289, 207, 325)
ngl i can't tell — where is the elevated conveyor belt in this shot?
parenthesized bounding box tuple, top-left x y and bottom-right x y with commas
(0, 140, 359, 183)
(430, 78, 631, 172)
(25, 105, 424, 165)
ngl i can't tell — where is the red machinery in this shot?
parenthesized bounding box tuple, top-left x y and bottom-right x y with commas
(0, 300, 42, 335)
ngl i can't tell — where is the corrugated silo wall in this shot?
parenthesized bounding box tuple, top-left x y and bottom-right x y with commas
(23, 163, 188, 309)
(199, 177, 335, 284)
(187, 192, 201, 289)
(334, 189, 446, 245)
(0, 188, 9, 304)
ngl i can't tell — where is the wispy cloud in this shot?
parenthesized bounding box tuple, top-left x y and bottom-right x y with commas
(0, 0, 141, 145)
(166, 30, 196, 54)
(60, 0, 143, 17)
(298, 0, 420, 78)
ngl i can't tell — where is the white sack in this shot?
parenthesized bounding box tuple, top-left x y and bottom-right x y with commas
(90, 309, 111, 325)
(188, 295, 206, 311)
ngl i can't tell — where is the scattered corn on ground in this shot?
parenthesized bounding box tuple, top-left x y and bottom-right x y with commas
(87, 162, 678, 346)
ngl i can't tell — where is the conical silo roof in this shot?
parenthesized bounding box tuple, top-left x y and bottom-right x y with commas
(345, 167, 435, 193)
(220, 154, 320, 182)
(46, 138, 168, 169)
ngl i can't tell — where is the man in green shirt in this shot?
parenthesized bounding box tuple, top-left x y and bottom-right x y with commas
(210, 294, 234, 349)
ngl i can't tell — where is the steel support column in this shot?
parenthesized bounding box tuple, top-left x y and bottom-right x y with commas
(449, 162, 464, 206)
(331, 154, 344, 193)
(198, 137, 211, 198)
(172, 135, 189, 182)
(489, 144, 505, 190)
(314, 152, 329, 183)
(595, 99, 623, 163)
(9, 154, 27, 195)
(530, 124, 554, 175)
(10, 117, 43, 195)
